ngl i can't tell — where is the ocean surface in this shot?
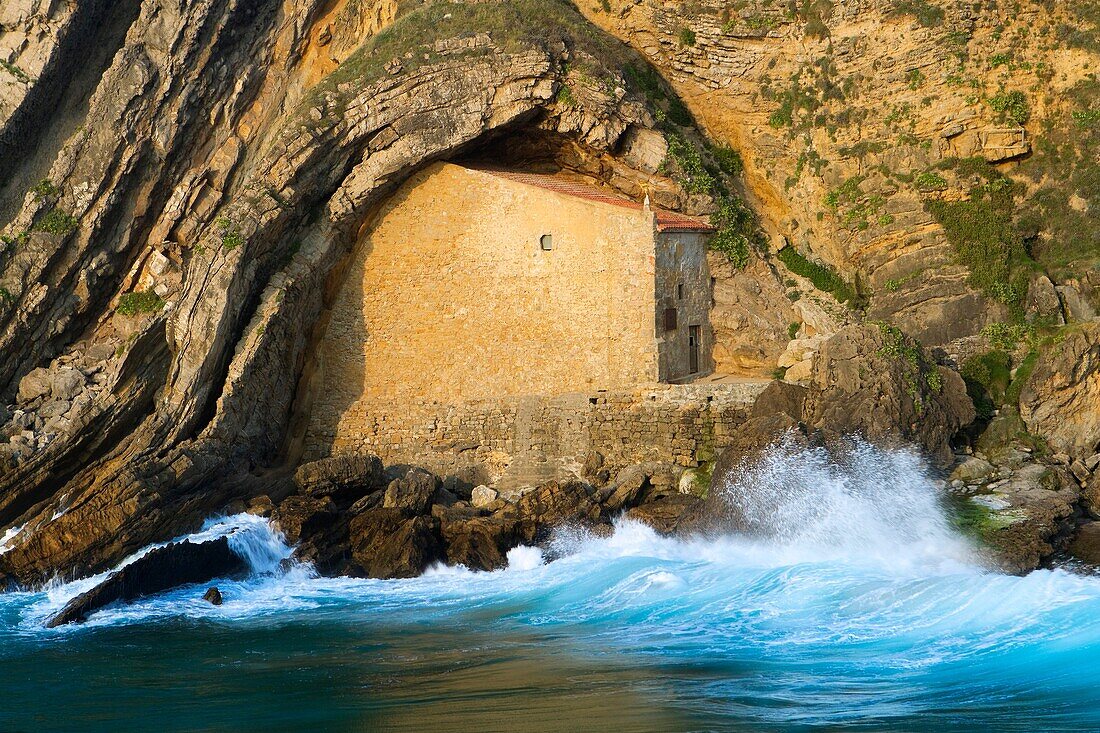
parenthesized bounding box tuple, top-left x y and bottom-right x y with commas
(2, 440, 1100, 732)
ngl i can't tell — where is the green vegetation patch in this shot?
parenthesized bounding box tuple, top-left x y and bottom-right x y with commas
(888, 0, 945, 27)
(33, 209, 78, 236)
(961, 349, 1012, 420)
(1015, 77, 1100, 276)
(31, 179, 60, 201)
(0, 61, 30, 83)
(777, 246, 863, 307)
(923, 158, 1033, 318)
(986, 90, 1030, 125)
(874, 322, 943, 413)
(117, 291, 165, 317)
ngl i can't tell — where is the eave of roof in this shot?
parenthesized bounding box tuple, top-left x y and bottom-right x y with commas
(472, 168, 716, 233)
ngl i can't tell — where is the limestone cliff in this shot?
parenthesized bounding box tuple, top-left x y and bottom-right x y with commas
(579, 0, 1100, 345)
(0, 0, 1096, 584)
(0, 0, 741, 584)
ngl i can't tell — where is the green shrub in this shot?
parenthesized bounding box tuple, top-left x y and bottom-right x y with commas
(712, 145, 743, 175)
(117, 291, 165, 317)
(679, 27, 696, 46)
(788, 322, 801, 339)
(915, 171, 948, 191)
(987, 90, 1030, 124)
(217, 217, 244, 251)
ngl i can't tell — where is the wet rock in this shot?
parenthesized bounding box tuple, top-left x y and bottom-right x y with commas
(950, 456, 996, 484)
(347, 508, 443, 579)
(294, 454, 384, 506)
(246, 495, 275, 517)
(203, 586, 223, 606)
(602, 465, 648, 511)
(46, 537, 248, 627)
(272, 495, 337, 545)
(382, 468, 437, 515)
(802, 324, 975, 467)
(440, 515, 519, 571)
(965, 463, 1081, 573)
(1069, 522, 1100, 565)
(626, 494, 701, 534)
(503, 481, 605, 544)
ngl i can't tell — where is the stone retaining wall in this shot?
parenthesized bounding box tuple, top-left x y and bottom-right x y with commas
(304, 382, 769, 490)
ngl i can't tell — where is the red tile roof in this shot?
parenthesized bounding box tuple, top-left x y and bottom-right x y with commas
(474, 168, 716, 233)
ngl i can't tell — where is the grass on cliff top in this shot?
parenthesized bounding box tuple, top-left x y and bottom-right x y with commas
(298, 0, 764, 268)
(302, 0, 635, 120)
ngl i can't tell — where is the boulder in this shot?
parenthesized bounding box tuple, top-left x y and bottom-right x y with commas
(1069, 522, 1100, 565)
(50, 368, 84, 401)
(626, 494, 701, 534)
(961, 463, 1081, 573)
(294, 454, 384, 506)
(470, 485, 498, 508)
(46, 537, 248, 627)
(440, 515, 519, 571)
(382, 468, 436, 515)
(347, 508, 443, 578)
(1019, 322, 1100, 460)
(603, 465, 648, 511)
(16, 367, 51, 403)
(505, 481, 605, 544)
(801, 324, 975, 466)
(272, 494, 337, 545)
(950, 456, 996, 484)
(203, 586, 223, 606)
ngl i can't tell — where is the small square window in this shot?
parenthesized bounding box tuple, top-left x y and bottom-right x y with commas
(539, 234, 553, 251)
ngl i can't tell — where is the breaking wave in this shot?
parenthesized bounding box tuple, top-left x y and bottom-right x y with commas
(2, 440, 1099, 731)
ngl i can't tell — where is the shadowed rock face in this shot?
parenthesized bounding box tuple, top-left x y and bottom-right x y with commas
(0, 0, 681, 585)
(45, 537, 248, 627)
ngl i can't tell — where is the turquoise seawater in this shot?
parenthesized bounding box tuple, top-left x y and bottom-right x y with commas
(2, 442, 1099, 732)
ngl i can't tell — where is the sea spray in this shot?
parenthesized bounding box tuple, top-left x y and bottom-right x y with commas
(710, 434, 975, 568)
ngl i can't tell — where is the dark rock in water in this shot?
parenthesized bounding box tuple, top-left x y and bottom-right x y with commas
(46, 538, 247, 627)
(383, 468, 437, 516)
(441, 516, 519, 571)
(1069, 522, 1100, 565)
(272, 495, 337, 545)
(967, 463, 1080, 574)
(505, 481, 605, 544)
(203, 586, 223, 606)
(347, 508, 443, 578)
(294, 454, 384, 507)
(626, 494, 702, 535)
